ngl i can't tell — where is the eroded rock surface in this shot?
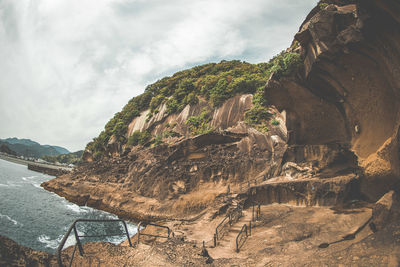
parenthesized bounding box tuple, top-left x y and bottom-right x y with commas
(267, 0, 400, 201)
(43, 97, 288, 221)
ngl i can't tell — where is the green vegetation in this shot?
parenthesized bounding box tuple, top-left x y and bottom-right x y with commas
(86, 50, 303, 155)
(41, 150, 83, 165)
(319, 2, 329, 10)
(185, 108, 213, 135)
(127, 131, 151, 146)
(271, 119, 280, 126)
(269, 52, 302, 79)
(151, 135, 164, 147)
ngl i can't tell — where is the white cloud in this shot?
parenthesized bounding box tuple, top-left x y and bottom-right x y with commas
(0, 0, 318, 151)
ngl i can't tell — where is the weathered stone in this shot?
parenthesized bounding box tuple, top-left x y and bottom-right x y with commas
(267, 0, 400, 201)
(0, 235, 56, 267)
(371, 190, 400, 231)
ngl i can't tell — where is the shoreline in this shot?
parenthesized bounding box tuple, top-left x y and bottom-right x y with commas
(0, 153, 73, 176)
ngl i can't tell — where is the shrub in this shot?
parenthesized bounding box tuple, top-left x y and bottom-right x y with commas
(270, 52, 302, 78)
(163, 130, 180, 138)
(93, 151, 103, 160)
(127, 131, 151, 146)
(151, 135, 163, 147)
(319, 2, 329, 9)
(149, 95, 165, 112)
(186, 109, 213, 135)
(271, 119, 280, 126)
(245, 105, 272, 125)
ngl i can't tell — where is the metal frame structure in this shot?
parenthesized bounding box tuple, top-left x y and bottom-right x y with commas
(136, 222, 172, 244)
(57, 219, 132, 267)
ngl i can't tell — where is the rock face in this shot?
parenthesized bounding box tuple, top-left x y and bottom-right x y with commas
(0, 236, 56, 267)
(43, 95, 288, 220)
(266, 0, 400, 201)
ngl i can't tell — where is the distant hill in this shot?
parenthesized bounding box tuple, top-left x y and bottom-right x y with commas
(0, 144, 17, 156)
(0, 138, 70, 159)
(42, 150, 83, 165)
(43, 145, 70, 155)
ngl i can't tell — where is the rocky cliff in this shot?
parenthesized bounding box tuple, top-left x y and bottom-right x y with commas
(267, 0, 400, 201)
(43, 93, 288, 220)
(42, 0, 400, 222)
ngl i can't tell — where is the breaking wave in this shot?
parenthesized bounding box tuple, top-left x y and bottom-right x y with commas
(0, 213, 22, 226)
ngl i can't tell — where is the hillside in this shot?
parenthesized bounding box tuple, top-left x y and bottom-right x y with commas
(0, 138, 70, 158)
(85, 55, 301, 160)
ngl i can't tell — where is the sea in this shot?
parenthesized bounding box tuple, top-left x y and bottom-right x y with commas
(0, 158, 137, 253)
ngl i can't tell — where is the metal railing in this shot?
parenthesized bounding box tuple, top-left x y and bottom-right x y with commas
(235, 221, 253, 253)
(252, 201, 261, 221)
(57, 219, 132, 267)
(136, 222, 172, 244)
(236, 224, 249, 253)
(215, 215, 230, 243)
(214, 205, 243, 247)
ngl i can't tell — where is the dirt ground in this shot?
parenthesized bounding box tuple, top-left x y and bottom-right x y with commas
(59, 201, 400, 267)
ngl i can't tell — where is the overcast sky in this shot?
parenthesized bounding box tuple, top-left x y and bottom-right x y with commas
(0, 0, 317, 152)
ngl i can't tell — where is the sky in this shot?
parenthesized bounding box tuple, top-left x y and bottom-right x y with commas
(0, 0, 318, 152)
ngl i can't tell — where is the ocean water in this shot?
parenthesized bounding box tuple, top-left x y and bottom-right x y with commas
(0, 159, 137, 253)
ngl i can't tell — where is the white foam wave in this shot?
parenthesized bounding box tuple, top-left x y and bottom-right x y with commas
(65, 204, 91, 214)
(38, 233, 77, 250)
(22, 175, 37, 181)
(0, 183, 9, 187)
(3, 182, 21, 187)
(0, 214, 22, 226)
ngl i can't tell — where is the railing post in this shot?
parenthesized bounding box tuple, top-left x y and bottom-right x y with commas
(236, 237, 239, 253)
(73, 224, 84, 256)
(252, 204, 255, 221)
(137, 222, 142, 245)
(249, 221, 252, 236)
(121, 221, 132, 247)
(214, 233, 217, 247)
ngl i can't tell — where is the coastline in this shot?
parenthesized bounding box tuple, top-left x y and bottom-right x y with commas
(0, 153, 73, 176)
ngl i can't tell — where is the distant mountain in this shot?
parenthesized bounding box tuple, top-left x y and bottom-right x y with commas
(43, 145, 69, 155)
(0, 138, 70, 159)
(3, 138, 40, 146)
